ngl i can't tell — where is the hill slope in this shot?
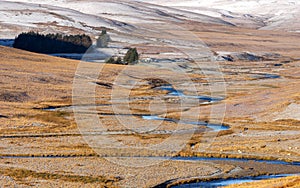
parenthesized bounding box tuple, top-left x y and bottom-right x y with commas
(139, 0, 300, 32)
(0, 0, 231, 38)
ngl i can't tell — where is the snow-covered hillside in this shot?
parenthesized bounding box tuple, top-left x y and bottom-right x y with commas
(1, 0, 299, 63)
(0, 0, 232, 39)
(139, 0, 300, 32)
(140, 0, 299, 14)
(1, 0, 299, 40)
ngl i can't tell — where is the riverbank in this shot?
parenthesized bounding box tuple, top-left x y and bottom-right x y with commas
(224, 175, 300, 188)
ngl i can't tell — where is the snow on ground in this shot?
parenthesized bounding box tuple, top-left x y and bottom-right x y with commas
(139, 0, 299, 15)
(0, 0, 230, 39)
(1, 0, 299, 56)
(0, 1, 120, 38)
(2, 0, 299, 38)
(139, 0, 300, 31)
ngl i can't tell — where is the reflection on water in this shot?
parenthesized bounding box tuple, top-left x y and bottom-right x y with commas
(157, 85, 223, 102)
(172, 156, 300, 166)
(251, 73, 281, 79)
(173, 174, 298, 188)
(142, 115, 229, 132)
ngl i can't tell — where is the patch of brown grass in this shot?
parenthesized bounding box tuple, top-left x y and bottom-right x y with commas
(0, 167, 121, 186)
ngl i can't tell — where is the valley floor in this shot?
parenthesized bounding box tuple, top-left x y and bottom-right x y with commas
(0, 16, 299, 187)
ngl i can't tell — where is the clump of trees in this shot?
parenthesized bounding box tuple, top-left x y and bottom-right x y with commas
(106, 56, 123, 64)
(13, 31, 92, 53)
(106, 48, 139, 65)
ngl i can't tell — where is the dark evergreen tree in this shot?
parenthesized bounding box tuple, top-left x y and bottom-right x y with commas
(123, 48, 139, 65)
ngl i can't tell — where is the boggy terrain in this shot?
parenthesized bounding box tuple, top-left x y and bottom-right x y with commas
(0, 14, 300, 187)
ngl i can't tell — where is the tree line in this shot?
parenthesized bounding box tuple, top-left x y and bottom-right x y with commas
(106, 48, 139, 65)
(13, 31, 92, 53)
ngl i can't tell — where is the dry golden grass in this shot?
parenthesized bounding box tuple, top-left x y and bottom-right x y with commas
(0, 167, 121, 187)
(180, 21, 300, 58)
(0, 17, 300, 187)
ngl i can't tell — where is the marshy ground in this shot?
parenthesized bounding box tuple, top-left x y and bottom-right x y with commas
(0, 19, 299, 187)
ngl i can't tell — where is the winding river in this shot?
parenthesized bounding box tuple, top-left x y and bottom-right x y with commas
(142, 115, 229, 132)
(172, 174, 298, 188)
(157, 157, 300, 188)
(36, 83, 299, 187)
(2, 155, 299, 187)
(157, 85, 223, 102)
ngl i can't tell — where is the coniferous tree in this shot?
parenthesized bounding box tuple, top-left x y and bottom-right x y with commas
(123, 48, 139, 65)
